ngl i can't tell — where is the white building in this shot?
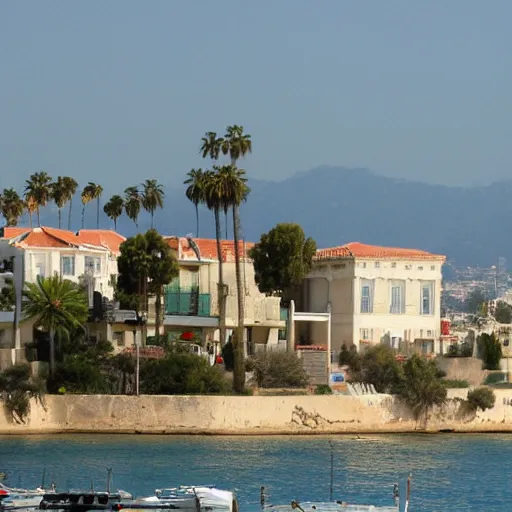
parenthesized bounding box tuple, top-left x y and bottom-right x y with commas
(298, 242, 445, 354)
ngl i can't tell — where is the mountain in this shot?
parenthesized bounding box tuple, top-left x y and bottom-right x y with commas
(32, 166, 512, 266)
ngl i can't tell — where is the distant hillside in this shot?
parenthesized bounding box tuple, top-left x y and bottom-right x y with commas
(34, 166, 512, 266)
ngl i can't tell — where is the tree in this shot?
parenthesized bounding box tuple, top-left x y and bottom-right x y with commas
(141, 179, 164, 228)
(0, 188, 24, 226)
(477, 332, 502, 370)
(51, 176, 74, 229)
(250, 223, 317, 299)
(22, 275, 89, 376)
(184, 168, 206, 238)
(251, 352, 309, 388)
(124, 186, 142, 227)
(116, 230, 179, 342)
(103, 195, 124, 230)
(62, 177, 78, 230)
(218, 164, 250, 393)
(398, 355, 447, 424)
(0, 278, 15, 312)
(81, 182, 103, 229)
(466, 387, 496, 412)
(494, 301, 512, 324)
(465, 288, 488, 315)
(24, 171, 53, 227)
(221, 124, 252, 166)
(25, 196, 37, 229)
(202, 169, 228, 348)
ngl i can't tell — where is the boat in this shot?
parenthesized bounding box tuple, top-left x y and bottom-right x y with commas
(123, 486, 238, 512)
(0, 482, 49, 512)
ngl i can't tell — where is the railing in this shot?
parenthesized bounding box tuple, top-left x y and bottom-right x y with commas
(280, 306, 289, 322)
(164, 286, 211, 317)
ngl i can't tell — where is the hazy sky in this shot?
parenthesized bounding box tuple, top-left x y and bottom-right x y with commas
(1, 0, 511, 193)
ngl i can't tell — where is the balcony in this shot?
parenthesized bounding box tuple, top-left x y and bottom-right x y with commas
(164, 286, 211, 317)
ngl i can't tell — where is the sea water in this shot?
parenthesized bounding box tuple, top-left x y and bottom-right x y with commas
(0, 434, 510, 512)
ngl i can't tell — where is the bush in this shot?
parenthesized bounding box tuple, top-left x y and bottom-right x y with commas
(338, 345, 361, 372)
(446, 342, 472, 358)
(467, 387, 496, 411)
(484, 372, 506, 385)
(442, 379, 470, 388)
(397, 355, 447, 421)
(252, 352, 309, 388)
(478, 333, 502, 370)
(314, 385, 333, 395)
(140, 353, 230, 395)
(354, 345, 403, 393)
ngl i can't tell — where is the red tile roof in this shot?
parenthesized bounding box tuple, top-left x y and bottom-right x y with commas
(315, 242, 445, 261)
(77, 230, 126, 254)
(165, 237, 255, 263)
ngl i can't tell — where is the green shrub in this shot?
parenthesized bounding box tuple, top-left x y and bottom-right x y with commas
(252, 351, 309, 388)
(477, 333, 502, 370)
(484, 372, 506, 385)
(354, 345, 403, 393)
(314, 385, 333, 395)
(466, 387, 496, 411)
(442, 379, 470, 388)
(140, 353, 230, 395)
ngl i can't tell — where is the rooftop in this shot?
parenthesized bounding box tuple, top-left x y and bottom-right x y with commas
(165, 236, 255, 263)
(315, 241, 445, 261)
(0, 226, 123, 253)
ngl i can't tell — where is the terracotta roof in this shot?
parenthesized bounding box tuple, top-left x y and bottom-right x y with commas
(165, 236, 255, 263)
(315, 242, 445, 261)
(1, 226, 107, 251)
(77, 230, 126, 254)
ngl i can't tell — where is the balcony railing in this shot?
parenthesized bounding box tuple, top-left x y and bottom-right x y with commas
(280, 306, 289, 322)
(164, 286, 212, 317)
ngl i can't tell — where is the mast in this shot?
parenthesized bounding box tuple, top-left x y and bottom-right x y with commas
(404, 475, 411, 512)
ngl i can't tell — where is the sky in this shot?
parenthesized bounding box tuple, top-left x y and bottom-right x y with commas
(1, 0, 511, 194)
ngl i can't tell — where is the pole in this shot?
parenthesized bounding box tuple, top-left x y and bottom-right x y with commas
(404, 474, 411, 512)
(136, 341, 140, 396)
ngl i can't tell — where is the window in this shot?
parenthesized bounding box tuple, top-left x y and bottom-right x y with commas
(430, 265, 436, 271)
(360, 280, 374, 313)
(418, 266, 423, 271)
(420, 281, 434, 315)
(361, 328, 369, 340)
(361, 262, 367, 269)
(504, 339, 510, 347)
(61, 256, 75, 276)
(374, 262, 380, 268)
(426, 330, 433, 337)
(390, 280, 405, 314)
(391, 262, 397, 268)
(84, 256, 101, 274)
(405, 265, 411, 270)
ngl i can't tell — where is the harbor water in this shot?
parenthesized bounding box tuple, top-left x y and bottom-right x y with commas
(0, 434, 510, 512)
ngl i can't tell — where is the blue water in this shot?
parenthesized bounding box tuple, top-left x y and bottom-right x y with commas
(0, 434, 509, 512)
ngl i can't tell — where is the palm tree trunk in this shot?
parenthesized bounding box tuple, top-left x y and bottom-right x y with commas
(81, 205, 85, 229)
(155, 287, 162, 344)
(28, 212, 33, 229)
(195, 205, 199, 238)
(232, 203, 245, 393)
(36, 208, 41, 227)
(214, 208, 226, 348)
(225, 211, 228, 239)
(49, 326, 56, 377)
(114, 218, 117, 230)
(68, 198, 73, 230)
(58, 208, 62, 229)
(96, 198, 100, 229)
(151, 211, 154, 229)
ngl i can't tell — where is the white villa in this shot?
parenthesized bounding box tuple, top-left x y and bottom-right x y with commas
(298, 241, 446, 354)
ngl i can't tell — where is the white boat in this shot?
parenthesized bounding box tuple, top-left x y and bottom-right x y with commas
(263, 502, 398, 512)
(127, 486, 238, 512)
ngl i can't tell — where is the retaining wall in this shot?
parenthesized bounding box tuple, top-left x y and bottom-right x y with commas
(2, 390, 512, 435)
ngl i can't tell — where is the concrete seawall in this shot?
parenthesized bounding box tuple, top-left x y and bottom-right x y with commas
(2, 390, 512, 435)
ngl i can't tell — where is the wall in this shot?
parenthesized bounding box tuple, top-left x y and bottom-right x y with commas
(437, 357, 488, 386)
(2, 390, 512, 435)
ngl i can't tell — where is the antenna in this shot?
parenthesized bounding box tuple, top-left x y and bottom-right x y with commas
(328, 440, 334, 501)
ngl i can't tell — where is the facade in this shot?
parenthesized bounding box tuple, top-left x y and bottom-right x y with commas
(163, 237, 287, 353)
(299, 242, 445, 353)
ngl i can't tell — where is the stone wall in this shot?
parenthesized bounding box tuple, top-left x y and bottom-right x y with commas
(436, 357, 488, 386)
(1, 390, 512, 435)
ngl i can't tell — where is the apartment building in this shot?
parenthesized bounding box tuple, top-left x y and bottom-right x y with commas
(163, 237, 287, 353)
(298, 242, 445, 353)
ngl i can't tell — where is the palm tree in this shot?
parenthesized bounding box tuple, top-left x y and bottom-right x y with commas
(0, 189, 25, 226)
(218, 164, 250, 393)
(51, 176, 75, 229)
(103, 195, 124, 230)
(141, 179, 164, 228)
(124, 186, 142, 228)
(222, 125, 252, 166)
(25, 196, 37, 228)
(22, 274, 89, 376)
(203, 168, 228, 348)
(200, 131, 228, 236)
(81, 182, 103, 229)
(24, 171, 53, 227)
(184, 168, 206, 238)
(62, 177, 78, 230)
